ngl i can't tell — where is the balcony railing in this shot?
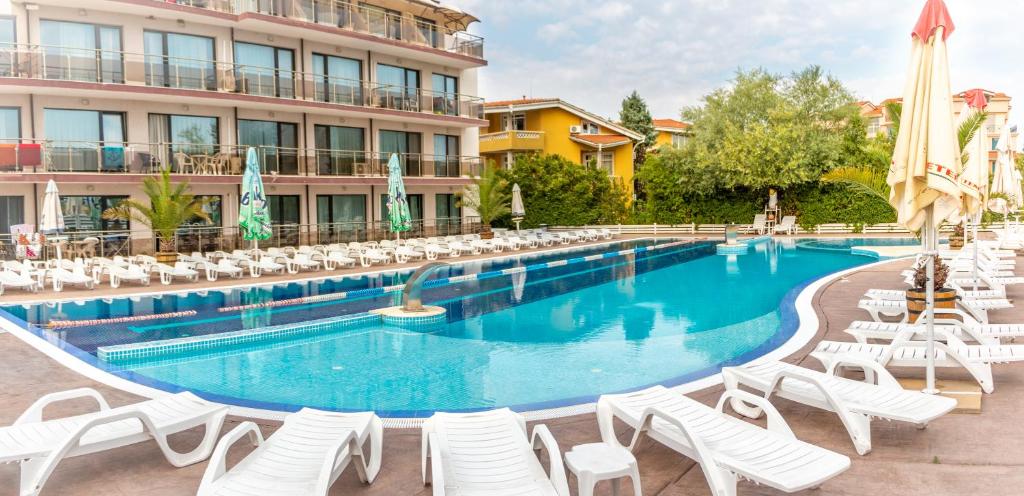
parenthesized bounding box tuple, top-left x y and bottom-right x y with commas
(479, 130, 546, 154)
(0, 139, 483, 178)
(0, 44, 485, 120)
(162, 0, 484, 58)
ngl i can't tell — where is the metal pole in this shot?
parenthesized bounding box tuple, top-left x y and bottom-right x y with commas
(973, 212, 980, 291)
(923, 204, 938, 394)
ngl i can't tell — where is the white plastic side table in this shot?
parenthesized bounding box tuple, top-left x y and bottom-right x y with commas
(564, 443, 642, 496)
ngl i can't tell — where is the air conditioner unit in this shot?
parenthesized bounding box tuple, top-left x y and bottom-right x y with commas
(569, 125, 583, 134)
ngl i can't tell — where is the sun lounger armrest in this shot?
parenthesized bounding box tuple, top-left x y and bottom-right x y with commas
(825, 354, 901, 389)
(632, 406, 731, 491)
(14, 387, 111, 425)
(715, 390, 795, 439)
(422, 431, 446, 496)
(316, 430, 365, 493)
(531, 424, 571, 496)
(200, 421, 264, 489)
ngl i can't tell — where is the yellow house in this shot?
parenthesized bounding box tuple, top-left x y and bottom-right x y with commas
(652, 119, 691, 149)
(479, 98, 643, 190)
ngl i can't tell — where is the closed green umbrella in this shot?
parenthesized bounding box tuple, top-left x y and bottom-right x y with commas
(386, 153, 412, 240)
(239, 147, 272, 247)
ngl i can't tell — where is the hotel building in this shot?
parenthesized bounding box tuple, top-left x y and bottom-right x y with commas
(0, 0, 487, 250)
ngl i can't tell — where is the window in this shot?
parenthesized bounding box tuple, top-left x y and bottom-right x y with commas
(415, 16, 439, 47)
(233, 42, 294, 98)
(317, 194, 366, 225)
(311, 53, 362, 104)
(149, 113, 219, 158)
(180, 195, 222, 226)
(361, 3, 401, 40)
(267, 195, 300, 225)
(433, 134, 460, 177)
(314, 125, 365, 175)
(0, 196, 24, 234)
(60, 196, 128, 231)
(580, 121, 600, 134)
(39, 20, 122, 83)
(379, 130, 421, 175)
(582, 151, 614, 175)
(0, 107, 19, 142)
(671, 133, 687, 149)
(992, 137, 1000, 151)
(0, 17, 14, 78)
(44, 109, 125, 171)
(431, 73, 458, 115)
(502, 113, 526, 131)
(238, 120, 298, 175)
(376, 64, 420, 111)
(144, 31, 215, 90)
(435, 193, 460, 235)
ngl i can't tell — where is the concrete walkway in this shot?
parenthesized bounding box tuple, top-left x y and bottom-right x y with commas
(2, 257, 1024, 495)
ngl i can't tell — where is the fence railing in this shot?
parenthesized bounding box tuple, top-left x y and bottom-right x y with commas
(161, 0, 484, 58)
(551, 223, 971, 235)
(0, 218, 482, 260)
(0, 139, 482, 178)
(0, 44, 485, 120)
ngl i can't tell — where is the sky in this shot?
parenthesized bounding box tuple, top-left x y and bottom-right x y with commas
(452, 0, 1023, 125)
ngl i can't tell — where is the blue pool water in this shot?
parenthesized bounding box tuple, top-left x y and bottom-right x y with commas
(0, 237, 910, 416)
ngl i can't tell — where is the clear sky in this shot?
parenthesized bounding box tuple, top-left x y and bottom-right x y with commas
(455, 0, 1022, 125)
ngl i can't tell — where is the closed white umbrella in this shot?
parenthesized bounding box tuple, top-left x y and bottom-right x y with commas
(39, 179, 66, 259)
(511, 183, 525, 232)
(990, 123, 1019, 226)
(958, 90, 989, 289)
(886, 0, 962, 394)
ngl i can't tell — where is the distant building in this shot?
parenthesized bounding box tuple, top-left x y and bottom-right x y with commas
(480, 98, 642, 190)
(652, 119, 691, 150)
(858, 89, 1016, 171)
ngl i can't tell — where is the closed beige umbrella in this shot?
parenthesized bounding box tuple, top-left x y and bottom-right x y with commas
(958, 92, 990, 290)
(886, 0, 963, 394)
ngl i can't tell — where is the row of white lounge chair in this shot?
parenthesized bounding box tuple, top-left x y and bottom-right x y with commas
(3, 346, 964, 496)
(0, 229, 616, 294)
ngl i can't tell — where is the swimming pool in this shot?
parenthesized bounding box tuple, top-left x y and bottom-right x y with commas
(0, 237, 910, 416)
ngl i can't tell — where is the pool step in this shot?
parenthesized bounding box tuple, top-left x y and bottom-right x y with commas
(98, 312, 380, 363)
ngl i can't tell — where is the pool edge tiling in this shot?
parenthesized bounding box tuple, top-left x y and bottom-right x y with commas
(0, 238, 913, 422)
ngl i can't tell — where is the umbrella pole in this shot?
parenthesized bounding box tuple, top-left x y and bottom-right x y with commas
(924, 205, 939, 395)
(973, 212, 981, 291)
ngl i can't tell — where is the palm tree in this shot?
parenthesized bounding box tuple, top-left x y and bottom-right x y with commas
(103, 169, 212, 253)
(823, 101, 988, 204)
(458, 163, 510, 235)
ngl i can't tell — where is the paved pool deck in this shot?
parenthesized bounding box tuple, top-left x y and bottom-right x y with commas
(2, 250, 1023, 495)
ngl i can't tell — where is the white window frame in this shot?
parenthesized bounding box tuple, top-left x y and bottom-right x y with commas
(580, 120, 599, 135)
(502, 112, 526, 131)
(671, 133, 687, 149)
(582, 151, 614, 175)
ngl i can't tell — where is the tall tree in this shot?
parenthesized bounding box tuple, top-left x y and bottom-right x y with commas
(618, 90, 658, 164)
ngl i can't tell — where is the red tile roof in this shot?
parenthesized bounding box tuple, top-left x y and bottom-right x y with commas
(653, 119, 690, 130)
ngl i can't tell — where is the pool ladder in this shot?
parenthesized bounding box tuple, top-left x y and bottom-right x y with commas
(402, 262, 450, 312)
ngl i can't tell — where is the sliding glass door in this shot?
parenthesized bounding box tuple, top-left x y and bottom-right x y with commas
(314, 125, 364, 175)
(44, 108, 125, 171)
(238, 119, 298, 175)
(431, 73, 458, 115)
(312, 53, 362, 104)
(0, 17, 14, 78)
(376, 64, 419, 111)
(379, 130, 421, 176)
(144, 31, 215, 90)
(432, 134, 459, 177)
(40, 20, 122, 83)
(234, 42, 294, 98)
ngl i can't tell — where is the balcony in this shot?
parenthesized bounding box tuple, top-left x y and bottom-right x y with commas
(479, 130, 545, 154)
(123, 0, 484, 60)
(0, 45, 485, 122)
(0, 139, 482, 179)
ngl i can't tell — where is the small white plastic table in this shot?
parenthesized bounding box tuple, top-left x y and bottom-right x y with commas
(564, 442, 642, 496)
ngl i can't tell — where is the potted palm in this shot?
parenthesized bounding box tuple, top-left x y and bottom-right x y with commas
(948, 224, 965, 249)
(103, 169, 212, 263)
(906, 255, 955, 322)
(458, 163, 510, 240)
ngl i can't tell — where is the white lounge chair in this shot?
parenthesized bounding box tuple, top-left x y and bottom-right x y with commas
(722, 361, 957, 455)
(749, 214, 767, 234)
(354, 247, 391, 267)
(470, 239, 496, 253)
(287, 253, 322, 273)
(599, 228, 615, 239)
(422, 408, 570, 496)
(395, 245, 426, 263)
(194, 259, 245, 282)
(447, 240, 478, 255)
(811, 327, 1024, 393)
(597, 386, 849, 495)
(598, 387, 843, 496)
(845, 308, 1024, 344)
(156, 261, 200, 285)
(858, 297, 1011, 324)
(106, 263, 151, 288)
(0, 267, 40, 294)
(198, 409, 382, 496)
(772, 215, 797, 235)
(1, 389, 227, 496)
(50, 259, 96, 291)
(324, 250, 357, 270)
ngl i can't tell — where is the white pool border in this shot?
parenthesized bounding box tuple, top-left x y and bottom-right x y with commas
(0, 249, 910, 427)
